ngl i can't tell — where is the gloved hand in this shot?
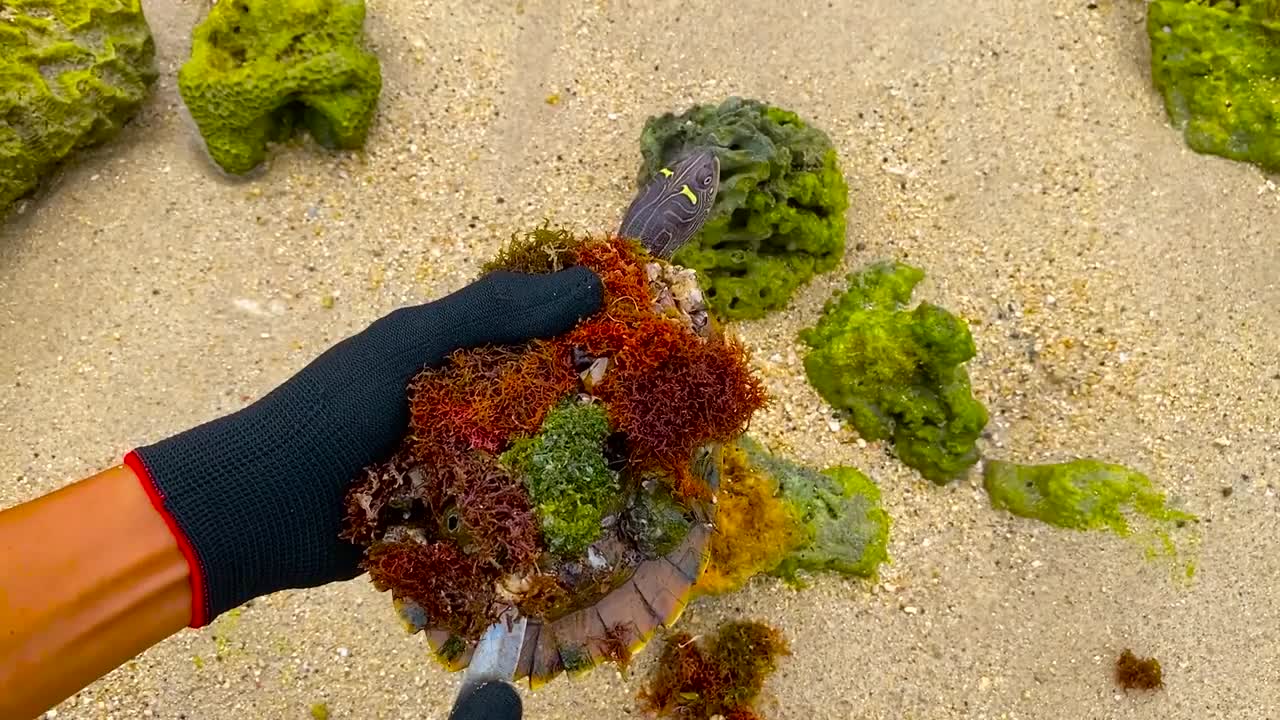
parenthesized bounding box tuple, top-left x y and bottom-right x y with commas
(449, 681, 523, 720)
(125, 267, 603, 627)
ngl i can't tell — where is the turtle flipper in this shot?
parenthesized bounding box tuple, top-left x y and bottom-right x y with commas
(618, 149, 720, 259)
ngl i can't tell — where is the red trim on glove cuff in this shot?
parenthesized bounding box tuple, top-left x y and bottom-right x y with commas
(124, 450, 209, 628)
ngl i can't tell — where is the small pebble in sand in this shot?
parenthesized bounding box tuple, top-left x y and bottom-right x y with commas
(1213, 437, 1231, 448)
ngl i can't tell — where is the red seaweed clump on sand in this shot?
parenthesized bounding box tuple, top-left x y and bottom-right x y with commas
(639, 620, 791, 720)
(1115, 648, 1164, 691)
(340, 223, 767, 687)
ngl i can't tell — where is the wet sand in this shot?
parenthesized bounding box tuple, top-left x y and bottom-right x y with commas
(2, 0, 1278, 718)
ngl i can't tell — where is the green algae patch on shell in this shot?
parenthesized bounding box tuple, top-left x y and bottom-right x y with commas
(637, 97, 851, 320)
(0, 0, 157, 214)
(500, 399, 622, 559)
(1147, 0, 1280, 173)
(799, 260, 988, 484)
(983, 458, 1199, 571)
(177, 0, 382, 175)
(621, 477, 694, 558)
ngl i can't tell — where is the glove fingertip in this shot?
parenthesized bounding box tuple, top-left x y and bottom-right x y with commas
(553, 265, 605, 315)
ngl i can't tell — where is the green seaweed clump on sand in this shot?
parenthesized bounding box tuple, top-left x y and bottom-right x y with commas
(1147, 0, 1280, 172)
(799, 261, 988, 484)
(983, 458, 1195, 535)
(1, 0, 158, 214)
(639, 620, 790, 720)
(983, 458, 1199, 566)
(177, 0, 382, 175)
(697, 437, 890, 595)
(637, 97, 850, 320)
(500, 399, 620, 558)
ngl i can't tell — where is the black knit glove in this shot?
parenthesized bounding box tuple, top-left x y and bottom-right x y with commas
(450, 682, 522, 720)
(125, 268, 603, 627)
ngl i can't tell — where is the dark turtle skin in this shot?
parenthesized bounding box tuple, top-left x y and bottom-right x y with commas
(393, 148, 725, 689)
(617, 149, 720, 259)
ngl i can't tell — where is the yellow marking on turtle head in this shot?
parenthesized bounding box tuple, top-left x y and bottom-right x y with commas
(659, 167, 674, 177)
(679, 185, 698, 204)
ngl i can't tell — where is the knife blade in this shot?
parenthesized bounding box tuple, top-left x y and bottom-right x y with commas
(455, 608, 528, 699)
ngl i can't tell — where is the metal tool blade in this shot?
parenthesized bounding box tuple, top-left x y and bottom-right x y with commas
(456, 608, 528, 697)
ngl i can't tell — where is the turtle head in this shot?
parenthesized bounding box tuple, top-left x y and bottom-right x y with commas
(617, 149, 720, 260)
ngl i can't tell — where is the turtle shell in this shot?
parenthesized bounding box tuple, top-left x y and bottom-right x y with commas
(396, 443, 721, 687)
(341, 152, 765, 687)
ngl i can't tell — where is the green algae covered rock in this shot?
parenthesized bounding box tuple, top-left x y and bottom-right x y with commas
(698, 436, 890, 595)
(636, 97, 850, 320)
(800, 261, 988, 484)
(739, 437, 890, 581)
(1, 0, 157, 213)
(177, 0, 382, 175)
(1147, 0, 1280, 172)
(500, 399, 621, 558)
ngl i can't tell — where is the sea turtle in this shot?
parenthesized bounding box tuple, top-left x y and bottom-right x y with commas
(342, 149, 763, 688)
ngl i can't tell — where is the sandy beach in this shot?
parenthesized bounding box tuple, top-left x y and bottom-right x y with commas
(2, 0, 1278, 718)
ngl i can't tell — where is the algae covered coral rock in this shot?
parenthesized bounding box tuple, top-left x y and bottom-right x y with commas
(1147, 0, 1280, 172)
(177, 0, 382, 175)
(637, 97, 850, 320)
(742, 438, 890, 581)
(697, 437, 890, 595)
(1, 0, 157, 213)
(800, 261, 988, 484)
(341, 224, 766, 687)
